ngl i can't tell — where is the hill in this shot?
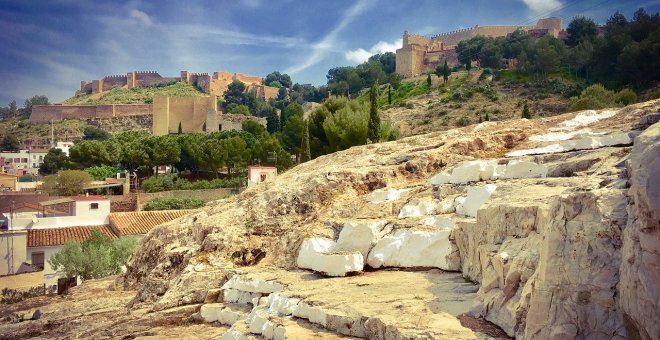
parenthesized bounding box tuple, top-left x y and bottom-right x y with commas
(3, 99, 658, 338)
(63, 82, 208, 105)
(357, 69, 579, 137)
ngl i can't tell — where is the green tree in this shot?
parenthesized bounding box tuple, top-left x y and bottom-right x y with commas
(39, 148, 72, 175)
(367, 81, 381, 143)
(0, 135, 20, 151)
(42, 170, 92, 196)
(280, 103, 305, 157)
(264, 71, 292, 88)
(200, 138, 227, 177)
(442, 60, 450, 84)
(253, 134, 293, 170)
(566, 16, 599, 47)
(223, 136, 251, 175)
(48, 230, 138, 281)
(266, 109, 280, 133)
(426, 74, 432, 87)
(223, 80, 246, 108)
(466, 58, 472, 74)
(83, 126, 111, 140)
(242, 120, 267, 137)
(300, 120, 311, 162)
(323, 104, 368, 151)
(8, 100, 17, 117)
(227, 104, 251, 115)
(85, 165, 119, 181)
(69, 140, 113, 168)
(480, 42, 502, 68)
(178, 122, 183, 134)
(146, 136, 181, 173)
(22, 95, 49, 116)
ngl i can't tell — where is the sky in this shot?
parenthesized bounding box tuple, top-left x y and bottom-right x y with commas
(0, 0, 658, 105)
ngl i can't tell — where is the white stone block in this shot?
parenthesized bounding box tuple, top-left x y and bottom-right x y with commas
(218, 308, 247, 326)
(430, 172, 452, 185)
(222, 275, 284, 294)
(200, 303, 224, 323)
(431, 160, 502, 185)
(224, 288, 262, 305)
(398, 199, 438, 218)
(366, 229, 456, 270)
(335, 220, 386, 257)
(421, 215, 456, 229)
(502, 160, 548, 179)
(437, 199, 455, 213)
(456, 184, 497, 218)
(268, 293, 301, 316)
(221, 328, 249, 340)
(293, 301, 328, 327)
(296, 238, 364, 276)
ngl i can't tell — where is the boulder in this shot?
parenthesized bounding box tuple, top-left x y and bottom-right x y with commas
(455, 184, 497, 218)
(367, 228, 459, 271)
(296, 238, 364, 276)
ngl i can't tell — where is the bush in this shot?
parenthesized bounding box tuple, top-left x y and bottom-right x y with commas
(457, 115, 470, 127)
(143, 197, 205, 211)
(42, 170, 92, 196)
(85, 165, 120, 181)
(141, 174, 245, 193)
(569, 84, 637, 111)
(1, 286, 46, 304)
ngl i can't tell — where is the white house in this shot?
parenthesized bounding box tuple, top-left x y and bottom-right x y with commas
(7, 195, 111, 230)
(26, 225, 116, 289)
(0, 150, 30, 171)
(55, 141, 74, 156)
(247, 166, 277, 187)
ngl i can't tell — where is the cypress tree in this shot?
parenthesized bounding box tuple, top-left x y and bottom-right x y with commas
(466, 59, 472, 74)
(300, 120, 311, 162)
(522, 102, 532, 119)
(178, 122, 182, 134)
(426, 73, 432, 87)
(443, 60, 450, 84)
(367, 81, 381, 143)
(388, 85, 392, 105)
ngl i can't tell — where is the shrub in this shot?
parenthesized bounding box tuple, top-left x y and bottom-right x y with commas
(85, 165, 120, 181)
(141, 174, 245, 193)
(143, 197, 205, 211)
(615, 89, 637, 106)
(457, 115, 470, 127)
(1, 286, 46, 304)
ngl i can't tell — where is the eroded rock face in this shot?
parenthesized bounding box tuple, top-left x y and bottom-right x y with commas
(619, 122, 660, 340)
(112, 101, 660, 340)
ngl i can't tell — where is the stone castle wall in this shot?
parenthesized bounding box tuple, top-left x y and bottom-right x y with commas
(396, 17, 563, 77)
(30, 104, 152, 123)
(152, 96, 218, 136)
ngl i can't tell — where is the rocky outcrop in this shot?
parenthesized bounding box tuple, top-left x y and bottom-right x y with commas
(110, 100, 660, 339)
(619, 122, 660, 340)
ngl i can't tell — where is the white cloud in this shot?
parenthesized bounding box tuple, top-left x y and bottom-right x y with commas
(521, 0, 562, 15)
(285, 0, 375, 75)
(345, 38, 402, 63)
(129, 9, 153, 26)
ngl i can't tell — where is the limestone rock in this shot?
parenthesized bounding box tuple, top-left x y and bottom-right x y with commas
(296, 238, 364, 276)
(367, 228, 460, 271)
(455, 184, 497, 218)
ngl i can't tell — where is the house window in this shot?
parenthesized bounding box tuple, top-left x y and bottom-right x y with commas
(90, 203, 99, 209)
(32, 252, 45, 269)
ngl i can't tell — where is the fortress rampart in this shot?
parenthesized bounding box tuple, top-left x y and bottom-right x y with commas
(80, 69, 279, 101)
(396, 17, 562, 77)
(30, 104, 152, 123)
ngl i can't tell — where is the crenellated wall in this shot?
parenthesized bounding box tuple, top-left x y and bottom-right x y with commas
(396, 17, 563, 77)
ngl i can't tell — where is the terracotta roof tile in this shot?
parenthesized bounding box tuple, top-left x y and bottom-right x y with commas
(27, 225, 117, 247)
(109, 210, 192, 236)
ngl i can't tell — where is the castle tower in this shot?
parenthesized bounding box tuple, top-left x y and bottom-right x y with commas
(127, 72, 136, 89)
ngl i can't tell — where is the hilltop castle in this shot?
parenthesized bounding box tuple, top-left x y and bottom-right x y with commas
(395, 17, 562, 77)
(80, 70, 279, 101)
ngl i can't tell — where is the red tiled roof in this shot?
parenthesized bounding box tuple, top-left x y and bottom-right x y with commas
(109, 210, 192, 236)
(71, 195, 109, 201)
(27, 225, 117, 247)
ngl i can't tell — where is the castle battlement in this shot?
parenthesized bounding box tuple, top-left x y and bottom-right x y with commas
(135, 71, 158, 74)
(396, 17, 562, 78)
(103, 75, 126, 79)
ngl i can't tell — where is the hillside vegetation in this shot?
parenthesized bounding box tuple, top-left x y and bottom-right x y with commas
(63, 82, 207, 105)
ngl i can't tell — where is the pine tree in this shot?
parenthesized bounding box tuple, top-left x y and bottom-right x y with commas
(367, 81, 381, 143)
(300, 120, 311, 162)
(522, 102, 532, 119)
(178, 122, 183, 134)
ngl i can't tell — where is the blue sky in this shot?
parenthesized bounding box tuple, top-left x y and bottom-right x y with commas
(0, 0, 658, 105)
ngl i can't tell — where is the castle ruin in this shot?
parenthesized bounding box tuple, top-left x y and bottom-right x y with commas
(80, 70, 279, 101)
(395, 17, 562, 77)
